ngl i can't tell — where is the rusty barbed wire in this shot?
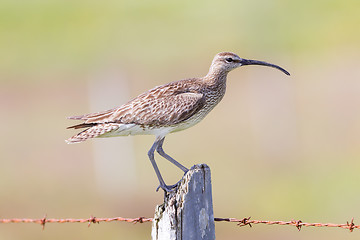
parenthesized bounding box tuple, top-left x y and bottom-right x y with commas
(214, 217, 358, 232)
(0, 216, 152, 229)
(0, 216, 358, 232)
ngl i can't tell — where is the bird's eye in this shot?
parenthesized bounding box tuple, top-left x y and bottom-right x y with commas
(225, 58, 233, 63)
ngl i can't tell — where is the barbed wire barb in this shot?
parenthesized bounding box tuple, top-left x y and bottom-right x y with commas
(347, 218, 355, 232)
(41, 214, 47, 230)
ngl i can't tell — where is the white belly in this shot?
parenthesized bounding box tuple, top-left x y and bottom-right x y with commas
(97, 123, 177, 139)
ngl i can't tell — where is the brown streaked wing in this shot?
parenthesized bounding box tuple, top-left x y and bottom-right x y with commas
(113, 92, 205, 126)
(70, 91, 205, 126)
(69, 79, 205, 126)
(67, 82, 183, 124)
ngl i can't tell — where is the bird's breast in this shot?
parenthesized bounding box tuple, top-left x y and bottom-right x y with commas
(169, 84, 227, 133)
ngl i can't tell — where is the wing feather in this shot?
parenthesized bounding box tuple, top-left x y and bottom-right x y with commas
(67, 92, 205, 127)
(116, 92, 205, 126)
(67, 79, 206, 128)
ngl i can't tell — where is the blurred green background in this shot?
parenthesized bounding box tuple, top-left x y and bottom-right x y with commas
(1, 0, 360, 239)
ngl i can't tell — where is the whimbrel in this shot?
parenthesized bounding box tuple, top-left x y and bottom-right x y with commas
(66, 52, 290, 192)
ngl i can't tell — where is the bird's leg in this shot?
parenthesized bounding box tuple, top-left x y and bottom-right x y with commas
(148, 139, 177, 192)
(156, 137, 189, 173)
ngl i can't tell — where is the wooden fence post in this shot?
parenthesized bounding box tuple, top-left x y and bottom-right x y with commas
(151, 164, 215, 240)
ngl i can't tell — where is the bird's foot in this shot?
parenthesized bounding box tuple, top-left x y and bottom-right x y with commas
(156, 179, 183, 193)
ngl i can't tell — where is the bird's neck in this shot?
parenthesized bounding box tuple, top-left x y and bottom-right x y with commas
(204, 68, 229, 87)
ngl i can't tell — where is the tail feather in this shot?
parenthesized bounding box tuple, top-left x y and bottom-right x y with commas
(67, 109, 115, 122)
(67, 115, 86, 120)
(66, 123, 120, 144)
(67, 123, 97, 129)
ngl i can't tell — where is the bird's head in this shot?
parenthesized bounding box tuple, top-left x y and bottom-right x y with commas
(209, 52, 290, 76)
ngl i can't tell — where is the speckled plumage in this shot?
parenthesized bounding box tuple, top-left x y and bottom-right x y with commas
(66, 52, 289, 192)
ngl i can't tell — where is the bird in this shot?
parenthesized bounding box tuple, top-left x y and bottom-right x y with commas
(66, 52, 290, 192)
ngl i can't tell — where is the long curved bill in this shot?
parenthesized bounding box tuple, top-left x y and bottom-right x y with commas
(240, 58, 290, 76)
